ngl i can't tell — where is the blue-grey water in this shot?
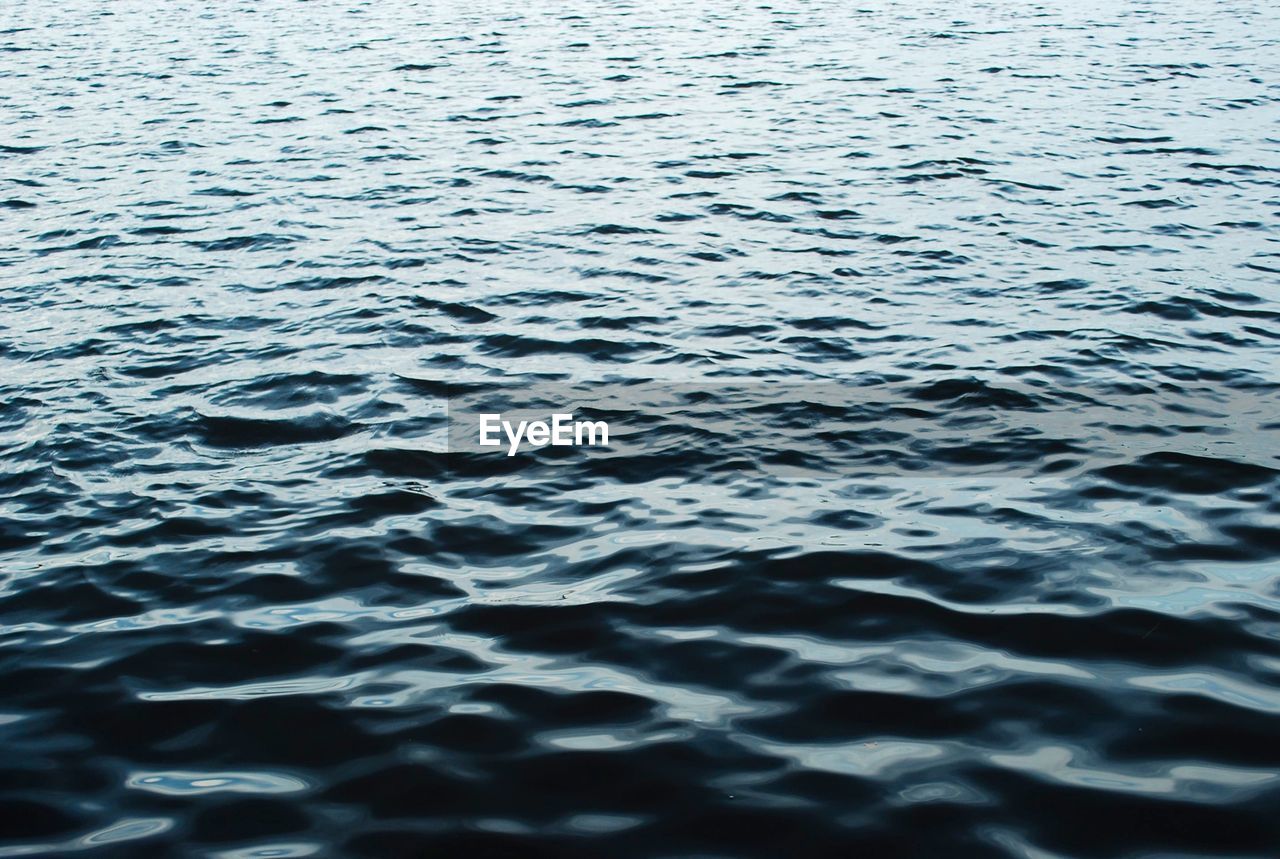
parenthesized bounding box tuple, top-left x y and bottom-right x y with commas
(2, 0, 1279, 856)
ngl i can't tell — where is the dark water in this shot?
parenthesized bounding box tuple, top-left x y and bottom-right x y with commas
(3, 0, 1280, 856)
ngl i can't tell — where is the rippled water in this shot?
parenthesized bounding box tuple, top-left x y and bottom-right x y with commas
(3, 0, 1279, 855)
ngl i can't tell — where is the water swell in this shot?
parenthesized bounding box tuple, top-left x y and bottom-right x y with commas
(2, 0, 1280, 856)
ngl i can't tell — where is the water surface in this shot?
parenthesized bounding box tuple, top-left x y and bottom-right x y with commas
(2, 0, 1279, 856)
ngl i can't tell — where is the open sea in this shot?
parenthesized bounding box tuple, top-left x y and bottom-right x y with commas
(2, 0, 1279, 856)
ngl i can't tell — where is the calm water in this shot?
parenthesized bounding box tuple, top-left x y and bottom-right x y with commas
(2, 0, 1279, 856)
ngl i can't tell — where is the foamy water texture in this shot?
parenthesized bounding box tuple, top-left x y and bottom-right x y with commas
(2, 0, 1279, 856)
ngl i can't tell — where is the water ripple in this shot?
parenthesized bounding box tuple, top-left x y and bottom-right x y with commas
(2, 0, 1279, 856)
